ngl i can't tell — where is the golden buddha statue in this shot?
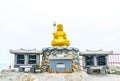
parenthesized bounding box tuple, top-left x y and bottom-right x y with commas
(51, 24, 70, 46)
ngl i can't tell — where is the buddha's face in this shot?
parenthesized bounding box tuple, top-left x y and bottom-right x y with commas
(57, 24, 63, 31)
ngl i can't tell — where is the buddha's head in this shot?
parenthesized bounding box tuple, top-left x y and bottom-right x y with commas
(57, 24, 63, 31)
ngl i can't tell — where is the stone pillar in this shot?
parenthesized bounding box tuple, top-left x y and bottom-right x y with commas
(87, 69, 93, 74)
(94, 56, 97, 66)
(25, 54, 28, 65)
(37, 55, 40, 65)
(14, 54, 17, 65)
(106, 56, 109, 68)
(82, 56, 86, 68)
(19, 68, 25, 72)
(30, 68, 35, 73)
(100, 69, 105, 74)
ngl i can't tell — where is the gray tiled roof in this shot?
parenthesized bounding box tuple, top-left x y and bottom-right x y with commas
(79, 50, 113, 55)
(10, 48, 42, 54)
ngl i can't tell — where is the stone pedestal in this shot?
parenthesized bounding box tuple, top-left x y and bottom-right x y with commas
(40, 47, 80, 72)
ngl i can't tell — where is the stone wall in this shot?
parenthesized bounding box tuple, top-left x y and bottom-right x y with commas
(40, 47, 80, 72)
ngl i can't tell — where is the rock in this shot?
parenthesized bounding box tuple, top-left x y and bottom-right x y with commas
(64, 73, 83, 81)
(44, 60, 49, 63)
(106, 65, 120, 74)
(1, 69, 17, 73)
(20, 74, 35, 81)
(117, 78, 120, 81)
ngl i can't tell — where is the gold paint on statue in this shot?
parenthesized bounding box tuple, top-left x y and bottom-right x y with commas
(51, 24, 70, 46)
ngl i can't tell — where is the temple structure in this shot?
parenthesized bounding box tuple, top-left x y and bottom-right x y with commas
(10, 48, 42, 72)
(10, 23, 112, 74)
(80, 50, 113, 74)
(41, 24, 80, 72)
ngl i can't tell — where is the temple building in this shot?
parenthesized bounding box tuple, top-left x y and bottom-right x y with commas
(10, 48, 42, 72)
(80, 50, 113, 74)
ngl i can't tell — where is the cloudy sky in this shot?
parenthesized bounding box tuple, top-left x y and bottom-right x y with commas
(0, 0, 120, 64)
